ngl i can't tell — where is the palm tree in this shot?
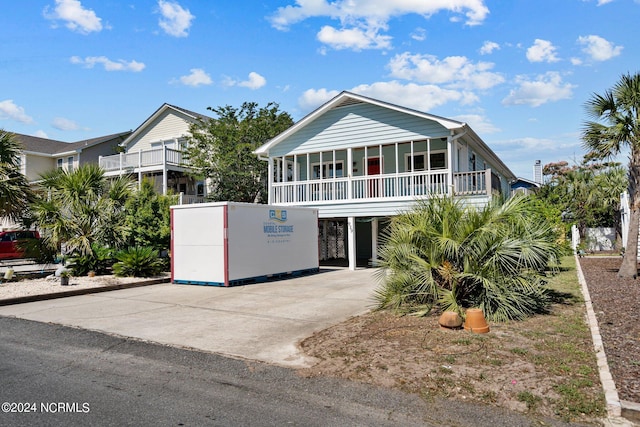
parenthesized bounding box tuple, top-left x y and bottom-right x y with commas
(582, 72, 640, 277)
(31, 164, 134, 256)
(375, 195, 561, 321)
(0, 129, 33, 221)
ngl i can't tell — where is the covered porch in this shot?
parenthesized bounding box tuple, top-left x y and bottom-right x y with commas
(99, 147, 205, 203)
(267, 139, 501, 205)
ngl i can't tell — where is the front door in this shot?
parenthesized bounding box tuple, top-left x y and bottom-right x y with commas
(367, 157, 381, 197)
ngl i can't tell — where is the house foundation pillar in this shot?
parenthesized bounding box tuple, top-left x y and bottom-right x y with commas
(348, 216, 356, 270)
(371, 217, 378, 267)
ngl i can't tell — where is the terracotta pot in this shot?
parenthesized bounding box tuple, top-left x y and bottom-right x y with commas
(464, 308, 490, 333)
(438, 311, 463, 329)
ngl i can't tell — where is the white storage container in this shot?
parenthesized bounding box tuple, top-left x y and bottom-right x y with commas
(171, 202, 319, 286)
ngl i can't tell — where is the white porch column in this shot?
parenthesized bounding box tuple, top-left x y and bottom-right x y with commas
(162, 146, 168, 195)
(267, 158, 274, 204)
(371, 217, 378, 267)
(447, 135, 454, 196)
(138, 150, 142, 190)
(347, 148, 353, 199)
(348, 216, 356, 271)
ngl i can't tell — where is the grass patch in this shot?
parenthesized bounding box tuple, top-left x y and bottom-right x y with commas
(301, 256, 607, 423)
(517, 391, 543, 411)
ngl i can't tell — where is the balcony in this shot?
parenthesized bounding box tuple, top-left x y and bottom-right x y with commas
(271, 169, 494, 204)
(99, 147, 187, 173)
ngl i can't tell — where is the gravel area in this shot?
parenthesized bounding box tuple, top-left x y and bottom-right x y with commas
(0, 273, 166, 300)
(579, 256, 640, 404)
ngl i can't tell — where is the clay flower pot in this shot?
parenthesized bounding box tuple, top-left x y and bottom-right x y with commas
(438, 311, 463, 329)
(464, 308, 490, 334)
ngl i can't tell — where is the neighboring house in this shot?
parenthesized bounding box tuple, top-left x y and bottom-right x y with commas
(510, 177, 541, 196)
(14, 131, 130, 184)
(99, 103, 211, 204)
(254, 91, 516, 270)
(0, 131, 131, 230)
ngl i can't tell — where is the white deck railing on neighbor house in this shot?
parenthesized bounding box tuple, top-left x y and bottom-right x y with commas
(271, 169, 492, 204)
(99, 147, 187, 172)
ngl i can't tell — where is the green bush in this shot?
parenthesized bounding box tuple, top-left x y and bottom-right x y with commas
(375, 195, 561, 321)
(67, 243, 114, 276)
(112, 246, 164, 278)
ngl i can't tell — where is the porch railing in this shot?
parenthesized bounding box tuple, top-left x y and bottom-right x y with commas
(99, 147, 187, 172)
(271, 169, 492, 204)
(452, 169, 491, 196)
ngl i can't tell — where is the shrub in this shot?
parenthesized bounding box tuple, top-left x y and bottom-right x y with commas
(112, 246, 164, 278)
(375, 195, 561, 321)
(67, 243, 114, 276)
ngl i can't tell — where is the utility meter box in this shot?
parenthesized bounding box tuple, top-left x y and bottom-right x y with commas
(171, 202, 319, 286)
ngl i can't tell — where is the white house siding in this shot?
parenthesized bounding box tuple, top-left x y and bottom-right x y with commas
(296, 194, 491, 218)
(24, 154, 55, 182)
(269, 103, 451, 157)
(126, 110, 192, 153)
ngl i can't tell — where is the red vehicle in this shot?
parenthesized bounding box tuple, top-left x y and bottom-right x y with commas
(0, 230, 40, 260)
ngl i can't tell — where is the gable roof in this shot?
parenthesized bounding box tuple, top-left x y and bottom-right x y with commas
(254, 91, 515, 180)
(14, 131, 131, 157)
(14, 133, 69, 155)
(121, 103, 211, 149)
(66, 131, 131, 151)
(511, 177, 542, 188)
(254, 91, 464, 156)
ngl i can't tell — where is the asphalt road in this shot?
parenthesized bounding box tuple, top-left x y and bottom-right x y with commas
(0, 316, 585, 427)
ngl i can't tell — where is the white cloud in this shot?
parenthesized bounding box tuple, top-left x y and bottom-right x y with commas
(317, 25, 392, 50)
(0, 100, 34, 124)
(502, 72, 575, 107)
(157, 0, 194, 37)
(52, 117, 79, 131)
(269, 0, 489, 50)
(224, 72, 267, 90)
(352, 81, 478, 110)
(526, 39, 560, 63)
(479, 41, 500, 55)
(298, 88, 341, 111)
(239, 72, 267, 89)
(178, 68, 212, 87)
(298, 81, 476, 114)
(387, 52, 504, 90)
(453, 113, 500, 134)
(43, 0, 103, 34)
(34, 130, 49, 139)
(577, 35, 623, 61)
(70, 56, 145, 72)
(411, 27, 426, 42)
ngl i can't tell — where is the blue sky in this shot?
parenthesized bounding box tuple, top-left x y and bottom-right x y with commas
(1, 0, 638, 179)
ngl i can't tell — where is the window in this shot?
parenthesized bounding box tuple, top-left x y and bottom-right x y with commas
(196, 181, 205, 197)
(312, 161, 343, 179)
(57, 158, 63, 169)
(67, 156, 74, 172)
(405, 151, 447, 171)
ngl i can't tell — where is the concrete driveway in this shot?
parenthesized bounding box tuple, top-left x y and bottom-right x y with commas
(0, 268, 378, 368)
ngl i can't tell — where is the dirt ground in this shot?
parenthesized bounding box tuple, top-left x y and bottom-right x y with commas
(579, 257, 640, 403)
(298, 257, 609, 424)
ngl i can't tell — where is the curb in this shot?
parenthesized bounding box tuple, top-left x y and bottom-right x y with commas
(0, 277, 170, 307)
(574, 255, 638, 426)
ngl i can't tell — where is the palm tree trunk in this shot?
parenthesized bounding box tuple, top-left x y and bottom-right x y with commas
(619, 152, 640, 278)
(619, 206, 639, 277)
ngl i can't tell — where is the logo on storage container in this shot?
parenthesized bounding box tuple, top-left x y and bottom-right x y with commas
(269, 209, 287, 222)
